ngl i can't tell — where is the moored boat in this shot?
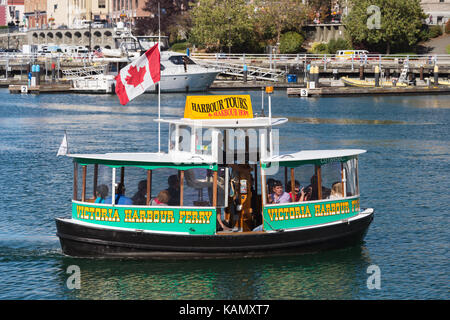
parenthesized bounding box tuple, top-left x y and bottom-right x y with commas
(341, 76, 410, 88)
(55, 93, 374, 258)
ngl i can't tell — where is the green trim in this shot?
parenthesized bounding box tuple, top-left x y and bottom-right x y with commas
(263, 197, 361, 231)
(72, 202, 217, 235)
(73, 158, 218, 171)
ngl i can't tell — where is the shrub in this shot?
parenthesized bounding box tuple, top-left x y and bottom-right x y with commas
(446, 44, 450, 54)
(428, 25, 442, 38)
(170, 41, 190, 53)
(279, 32, 304, 54)
(445, 20, 450, 34)
(327, 38, 352, 54)
(309, 42, 328, 54)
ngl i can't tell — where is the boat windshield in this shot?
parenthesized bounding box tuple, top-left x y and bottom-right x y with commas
(168, 55, 196, 65)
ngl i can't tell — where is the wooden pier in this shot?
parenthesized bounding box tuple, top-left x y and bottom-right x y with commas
(8, 83, 73, 94)
(287, 85, 450, 97)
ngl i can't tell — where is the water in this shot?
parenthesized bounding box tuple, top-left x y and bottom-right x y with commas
(0, 88, 448, 300)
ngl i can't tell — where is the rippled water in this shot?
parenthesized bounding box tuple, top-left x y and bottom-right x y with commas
(0, 88, 448, 300)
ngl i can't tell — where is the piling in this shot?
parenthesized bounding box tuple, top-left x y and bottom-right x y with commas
(243, 64, 248, 83)
(359, 64, 365, 80)
(374, 66, 380, 87)
(420, 65, 424, 81)
(434, 65, 439, 85)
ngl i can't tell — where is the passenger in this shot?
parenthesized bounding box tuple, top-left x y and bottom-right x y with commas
(328, 182, 344, 200)
(131, 180, 147, 205)
(94, 184, 109, 204)
(286, 180, 301, 202)
(166, 175, 180, 206)
(306, 175, 331, 200)
(105, 182, 133, 205)
(268, 180, 291, 204)
(150, 190, 170, 206)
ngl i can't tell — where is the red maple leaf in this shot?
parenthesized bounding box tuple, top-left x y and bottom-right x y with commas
(125, 65, 146, 87)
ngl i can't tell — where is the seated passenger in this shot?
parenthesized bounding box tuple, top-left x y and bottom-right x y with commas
(105, 183, 133, 205)
(306, 174, 331, 201)
(131, 180, 147, 205)
(328, 182, 343, 200)
(150, 190, 170, 206)
(286, 180, 301, 202)
(268, 180, 291, 204)
(94, 184, 109, 204)
(166, 175, 180, 206)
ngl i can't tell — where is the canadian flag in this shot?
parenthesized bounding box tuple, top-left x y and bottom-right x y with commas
(115, 44, 161, 105)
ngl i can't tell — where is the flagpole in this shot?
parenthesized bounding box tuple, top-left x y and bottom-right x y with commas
(158, 1, 161, 153)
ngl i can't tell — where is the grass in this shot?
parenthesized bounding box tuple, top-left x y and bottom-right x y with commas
(446, 44, 450, 54)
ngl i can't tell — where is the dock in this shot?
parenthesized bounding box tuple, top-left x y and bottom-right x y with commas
(287, 85, 450, 97)
(8, 83, 73, 94)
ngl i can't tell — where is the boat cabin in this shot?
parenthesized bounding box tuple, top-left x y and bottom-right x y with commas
(68, 94, 366, 236)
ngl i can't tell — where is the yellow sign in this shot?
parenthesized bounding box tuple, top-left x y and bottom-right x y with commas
(184, 95, 253, 119)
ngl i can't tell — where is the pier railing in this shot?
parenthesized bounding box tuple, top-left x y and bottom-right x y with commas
(191, 53, 450, 68)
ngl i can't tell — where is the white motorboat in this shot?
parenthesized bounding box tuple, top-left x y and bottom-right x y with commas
(145, 51, 220, 93)
(98, 30, 219, 93)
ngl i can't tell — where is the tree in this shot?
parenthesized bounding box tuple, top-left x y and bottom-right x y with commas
(279, 31, 304, 53)
(134, 0, 191, 41)
(253, 0, 308, 46)
(344, 0, 427, 54)
(189, 0, 255, 52)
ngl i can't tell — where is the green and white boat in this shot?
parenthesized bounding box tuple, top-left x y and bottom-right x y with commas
(55, 94, 374, 258)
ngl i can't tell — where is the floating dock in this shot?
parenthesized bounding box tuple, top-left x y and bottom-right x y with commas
(287, 85, 450, 97)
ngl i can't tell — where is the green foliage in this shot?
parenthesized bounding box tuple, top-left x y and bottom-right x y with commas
(326, 38, 352, 54)
(308, 39, 352, 54)
(446, 44, 450, 54)
(427, 25, 443, 38)
(446, 20, 450, 34)
(344, 0, 427, 54)
(170, 41, 191, 53)
(309, 42, 328, 54)
(189, 0, 255, 52)
(253, 0, 307, 46)
(279, 32, 304, 53)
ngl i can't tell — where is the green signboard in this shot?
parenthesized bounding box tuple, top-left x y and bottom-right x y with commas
(263, 197, 360, 231)
(72, 202, 217, 235)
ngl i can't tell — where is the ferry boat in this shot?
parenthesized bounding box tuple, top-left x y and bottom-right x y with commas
(55, 93, 374, 258)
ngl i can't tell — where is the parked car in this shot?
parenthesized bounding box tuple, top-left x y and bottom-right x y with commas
(92, 21, 104, 28)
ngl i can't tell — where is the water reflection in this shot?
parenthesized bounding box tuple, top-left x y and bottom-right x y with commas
(56, 245, 372, 300)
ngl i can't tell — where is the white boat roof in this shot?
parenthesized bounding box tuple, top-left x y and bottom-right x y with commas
(156, 117, 288, 128)
(68, 152, 217, 169)
(262, 149, 366, 165)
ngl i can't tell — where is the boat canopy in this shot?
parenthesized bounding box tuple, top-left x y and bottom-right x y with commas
(261, 149, 366, 168)
(157, 117, 288, 129)
(68, 152, 218, 171)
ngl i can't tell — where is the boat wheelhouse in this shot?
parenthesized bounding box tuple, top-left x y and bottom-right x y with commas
(55, 94, 373, 258)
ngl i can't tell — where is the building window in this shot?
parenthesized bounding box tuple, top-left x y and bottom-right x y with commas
(99, 0, 106, 9)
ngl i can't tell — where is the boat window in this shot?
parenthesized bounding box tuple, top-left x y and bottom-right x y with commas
(168, 55, 196, 65)
(170, 125, 191, 152)
(320, 161, 342, 200)
(194, 128, 212, 156)
(344, 158, 359, 197)
(182, 168, 222, 207)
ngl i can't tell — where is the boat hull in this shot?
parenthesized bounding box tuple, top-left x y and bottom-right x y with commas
(55, 209, 374, 259)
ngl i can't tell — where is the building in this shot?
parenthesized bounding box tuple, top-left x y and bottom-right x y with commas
(111, 0, 151, 26)
(421, 0, 450, 24)
(24, 0, 47, 29)
(6, 0, 24, 26)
